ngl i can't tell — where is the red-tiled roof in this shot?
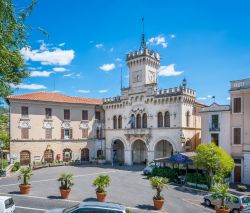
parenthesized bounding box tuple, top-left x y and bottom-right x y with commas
(7, 92, 102, 105)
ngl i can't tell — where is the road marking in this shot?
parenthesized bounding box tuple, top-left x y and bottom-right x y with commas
(182, 198, 213, 212)
(0, 170, 118, 188)
(16, 205, 47, 211)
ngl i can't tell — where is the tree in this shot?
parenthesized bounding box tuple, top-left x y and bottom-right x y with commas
(193, 143, 234, 188)
(0, 107, 9, 149)
(0, 0, 36, 98)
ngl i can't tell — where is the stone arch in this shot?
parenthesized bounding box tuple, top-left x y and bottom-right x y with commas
(112, 139, 125, 163)
(63, 148, 72, 162)
(44, 149, 54, 163)
(20, 150, 30, 166)
(151, 136, 177, 152)
(131, 139, 148, 164)
(154, 140, 174, 159)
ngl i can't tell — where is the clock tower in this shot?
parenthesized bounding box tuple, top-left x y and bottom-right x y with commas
(126, 31, 160, 94)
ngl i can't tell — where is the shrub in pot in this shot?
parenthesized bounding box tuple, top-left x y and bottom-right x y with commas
(212, 182, 231, 213)
(18, 167, 33, 194)
(93, 175, 111, 202)
(97, 155, 106, 164)
(57, 173, 74, 199)
(237, 184, 247, 192)
(150, 176, 168, 210)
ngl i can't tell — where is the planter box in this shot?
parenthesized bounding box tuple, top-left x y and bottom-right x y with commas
(98, 160, 106, 164)
(186, 182, 208, 189)
(33, 164, 48, 170)
(49, 163, 65, 167)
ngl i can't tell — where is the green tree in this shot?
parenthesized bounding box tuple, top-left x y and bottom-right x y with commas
(193, 143, 234, 188)
(0, 107, 9, 149)
(0, 0, 36, 98)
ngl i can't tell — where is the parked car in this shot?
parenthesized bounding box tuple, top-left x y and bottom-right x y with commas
(45, 201, 128, 213)
(143, 162, 160, 175)
(204, 192, 250, 213)
(0, 196, 15, 213)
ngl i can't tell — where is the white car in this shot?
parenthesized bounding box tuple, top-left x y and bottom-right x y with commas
(0, 196, 15, 213)
(143, 162, 159, 175)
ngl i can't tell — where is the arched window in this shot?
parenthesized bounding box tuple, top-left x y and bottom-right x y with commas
(118, 115, 122, 129)
(157, 112, 163, 127)
(142, 113, 147, 128)
(136, 114, 141, 128)
(164, 111, 170, 127)
(130, 114, 135, 129)
(186, 111, 190, 127)
(113, 116, 117, 129)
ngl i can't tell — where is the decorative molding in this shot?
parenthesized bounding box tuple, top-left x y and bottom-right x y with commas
(43, 121, 53, 129)
(61, 121, 71, 129)
(79, 121, 88, 129)
(18, 120, 31, 129)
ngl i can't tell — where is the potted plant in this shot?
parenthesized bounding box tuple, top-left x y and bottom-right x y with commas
(93, 175, 111, 202)
(149, 176, 168, 210)
(18, 167, 33, 194)
(212, 182, 231, 213)
(97, 155, 106, 164)
(57, 173, 74, 199)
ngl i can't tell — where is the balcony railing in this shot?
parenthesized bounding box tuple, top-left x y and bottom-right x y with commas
(209, 123, 220, 131)
(125, 128, 151, 137)
(231, 78, 250, 90)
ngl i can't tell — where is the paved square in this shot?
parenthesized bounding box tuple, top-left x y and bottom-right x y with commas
(0, 165, 214, 213)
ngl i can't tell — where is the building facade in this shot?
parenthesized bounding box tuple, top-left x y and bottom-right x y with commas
(103, 37, 203, 165)
(201, 78, 250, 184)
(7, 92, 105, 165)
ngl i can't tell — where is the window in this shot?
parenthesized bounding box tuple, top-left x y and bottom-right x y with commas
(96, 128, 101, 139)
(233, 128, 241, 144)
(64, 109, 70, 120)
(233, 97, 242, 113)
(82, 110, 88, 120)
(21, 128, 29, 139)
(45, 108, 52, 119)
(130, 114, 135, 129)
(82, 129, 88, 138)
(113, 116, 117, 129)
(45, 128, 52, 139)
(211, 133, 219, 146)
(95, 111, 101, 120)
(142, 113, 147, 128)
(97, 150, 103, 158)
(211, 114, 219, 130)
(164, 111, 170, 127)
(62, 129, 72, 140)
(118, 115, 122, 129)
(186, 111, 190, 127)
(136, 114, 141, 128)
(21, 106, 28, 117)
(157, 112, 163, 127)
(4, 198, 14, 209)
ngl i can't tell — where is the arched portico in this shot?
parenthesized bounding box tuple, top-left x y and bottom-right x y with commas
(132, 139, 148, 164)
(154, 140, 173, 159)
(112, 139, 125, 163)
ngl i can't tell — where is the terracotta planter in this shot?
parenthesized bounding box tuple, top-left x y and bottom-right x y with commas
(19, 184, 31, 194)
(60, 188, 71, 199)
(215, 207, 230, 213)
(96, 192, 107, 202)
(153, 198, 164, 210)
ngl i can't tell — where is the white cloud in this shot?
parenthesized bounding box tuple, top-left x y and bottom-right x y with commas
(63, 73, 73, 77)
(99, 63, 115, 72)
(95, 43, 104, 48)
(148, 35, 168, 48)
(77, 89, 90, 93)
(10, 83, 47, 90)
(59, 43, 65, 47)
(30, 71, 53, 77)
(115, 58, 122, 62)
(227, 97, 231, 100)
(109, 48, 114, 52)
(51, 90, 61, 93)
(20, 41, 75, 66)
(158, 64, 183, 77)
(98, 89, 108, 93)
(53, 67, 67, 72)
(169, 34, 176, 39)
(197, 95, 214, 101)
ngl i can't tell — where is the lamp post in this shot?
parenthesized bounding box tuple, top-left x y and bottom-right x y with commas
(0, 140, 3, 176)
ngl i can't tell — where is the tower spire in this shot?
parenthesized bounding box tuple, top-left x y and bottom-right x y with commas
(141, 17, 146, 49)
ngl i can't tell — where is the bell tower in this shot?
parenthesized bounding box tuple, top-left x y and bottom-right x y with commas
(126, 19, 160, 93)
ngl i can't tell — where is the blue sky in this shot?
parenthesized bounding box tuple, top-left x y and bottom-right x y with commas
(11, 0, 250, 104)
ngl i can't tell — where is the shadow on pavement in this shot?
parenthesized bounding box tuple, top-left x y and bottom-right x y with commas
(136, 204, 155, 210)
(83, 197, 97, 202)
(47, 195, 62, 200)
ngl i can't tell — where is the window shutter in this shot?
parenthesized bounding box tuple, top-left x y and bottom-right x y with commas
(21, 128, 29, 139)
(70, 129, 73, 139)
(82, 129, 88, 138)
(234, 128, 241, 144)
(61, 129, 64, 139)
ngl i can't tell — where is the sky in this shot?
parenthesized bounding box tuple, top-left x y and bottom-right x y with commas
(10, 0, 250, 105)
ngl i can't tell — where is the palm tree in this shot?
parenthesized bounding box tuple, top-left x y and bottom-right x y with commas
(93, 175, 111, 193)
(18, 167, 33, 186)
(58, 173, 74, 190)
(150, 176, 168, 200)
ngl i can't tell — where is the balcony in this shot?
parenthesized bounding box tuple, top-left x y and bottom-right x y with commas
(231, 78, 250, 91)
(124, 128, 151, 141)
(209, 123, 220, 132)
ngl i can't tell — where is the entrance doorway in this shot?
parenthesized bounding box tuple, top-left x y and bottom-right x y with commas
(113, 140, 124, 163)
(154, 140, 173, 159)
(132, 140, 147, 164)
(81, 148, 89, 161)
(234, 159, 242, 183)
(44, 149, 54, 163)
(20, 150, 30, 165)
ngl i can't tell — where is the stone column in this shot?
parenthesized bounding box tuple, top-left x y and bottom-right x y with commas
(106, 148, 111, 163)
(147, 150, 154, 165)
(124, 149, 132, 166)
